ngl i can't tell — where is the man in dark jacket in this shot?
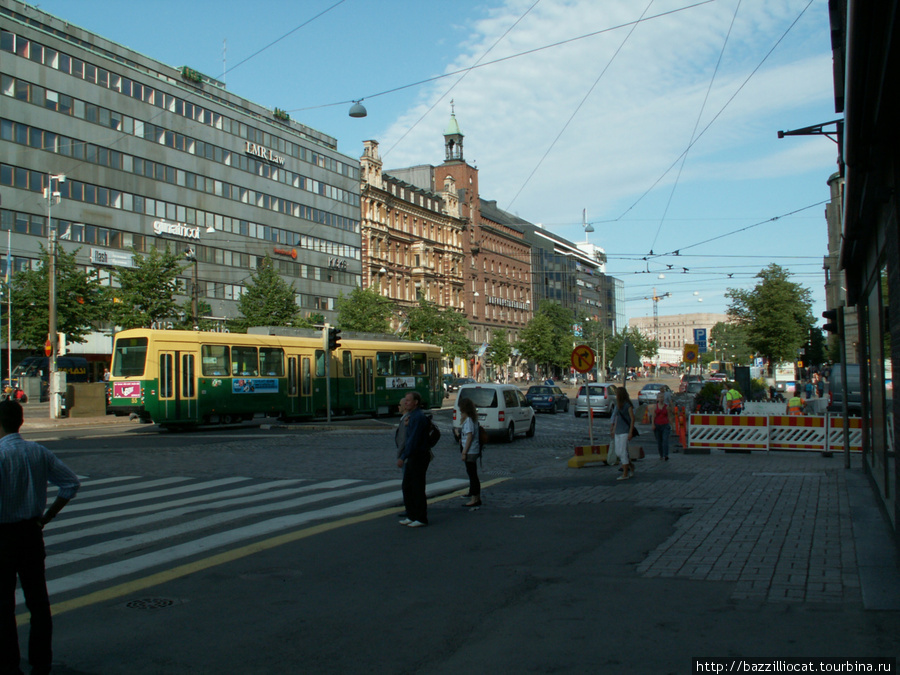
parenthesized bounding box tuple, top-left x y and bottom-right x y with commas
(395, 392, 430, 528)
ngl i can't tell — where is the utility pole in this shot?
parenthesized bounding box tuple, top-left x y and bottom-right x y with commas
(45, 173, 65, 419)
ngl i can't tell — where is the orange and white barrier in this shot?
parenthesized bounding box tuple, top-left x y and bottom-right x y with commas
(687, 413, 864, 453)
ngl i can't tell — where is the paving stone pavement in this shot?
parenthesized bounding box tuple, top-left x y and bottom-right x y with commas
(477, 450, 882, 606)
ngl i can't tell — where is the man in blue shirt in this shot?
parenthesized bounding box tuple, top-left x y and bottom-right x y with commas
(395, 392, 430, 528)
(0, 399, 80, 675)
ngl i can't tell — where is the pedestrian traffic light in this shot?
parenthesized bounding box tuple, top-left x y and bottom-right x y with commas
(822, 309, 840, 334)
(327, 327, 342, 351)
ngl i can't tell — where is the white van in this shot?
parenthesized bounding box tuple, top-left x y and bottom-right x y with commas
(452, 383, 535, 443)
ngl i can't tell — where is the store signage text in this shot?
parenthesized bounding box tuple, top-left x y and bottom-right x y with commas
(90, 247, 135, 268)
(153, 219, 200, 240)
(486, 296, 528, 310)
(273, 247, 298, 259)
(245, 141, 285, 165)
(328, 257, 348, 270)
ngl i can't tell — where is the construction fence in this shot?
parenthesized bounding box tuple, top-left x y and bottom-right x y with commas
(686, 413, 868, 453)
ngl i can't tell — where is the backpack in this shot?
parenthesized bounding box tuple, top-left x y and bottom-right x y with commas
(478, 423, 488, 448)
(426, 417, 442, 448)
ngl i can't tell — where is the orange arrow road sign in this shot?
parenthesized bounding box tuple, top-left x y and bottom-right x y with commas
(571, 345, 595, 373)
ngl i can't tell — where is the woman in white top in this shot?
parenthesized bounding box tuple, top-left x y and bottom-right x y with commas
(458, 397, 482, 508)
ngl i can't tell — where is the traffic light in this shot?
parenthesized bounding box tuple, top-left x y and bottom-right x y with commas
(327, 327, 342, 351)
(822, 308, 840, 335)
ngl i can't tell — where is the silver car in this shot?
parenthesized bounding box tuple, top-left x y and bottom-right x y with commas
(573, 383, 616, 417)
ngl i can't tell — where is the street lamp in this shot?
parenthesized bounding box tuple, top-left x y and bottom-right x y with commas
(45, 173, 65, 419)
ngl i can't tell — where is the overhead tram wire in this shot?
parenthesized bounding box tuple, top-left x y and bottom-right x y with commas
(604, 0, 817, 225)
(649, 0, 743, 254)
(383, 0, 542, 159)
(505, 0, 655, 211)
(288, 0, 717, 113)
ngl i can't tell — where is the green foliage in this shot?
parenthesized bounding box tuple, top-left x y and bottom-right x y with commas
(233, 255, 299, 332)
(487, 329, 512, 369)
(336, 286, 393, 334)
(405, 297, 471, 360)
(110, 246, 185, 329)
(708, 321, 753, 364)
(695, 381, 725, 408)
(9, 245, 105, 349)
(805, 326, 826, 368)
(726, 264, 814, 370)
(516, 301, 576, 372)
(173, 298, 216, 331)
(606, 327, 659, 363)
(751, 377, 768, 400)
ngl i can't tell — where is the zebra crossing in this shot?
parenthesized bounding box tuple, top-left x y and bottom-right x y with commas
(20, 473, 468, 608)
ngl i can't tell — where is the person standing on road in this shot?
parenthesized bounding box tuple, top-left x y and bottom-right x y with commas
(396, 392, 430, 528)
(394, 396, 411, 520)
(457, 397, 482, 508)
(610, 387, 635, 480)
(0, 399, 80, 675)
(650, 391, 674, 461)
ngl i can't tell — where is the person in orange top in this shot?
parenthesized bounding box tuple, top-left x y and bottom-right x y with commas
(787, 389, 804, 415)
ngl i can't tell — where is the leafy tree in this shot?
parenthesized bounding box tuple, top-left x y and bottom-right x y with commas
(708, 321, 753, 364)
(336, 286, 393, 334)
(173, 298, 216, 332)
(233, 255, 299, 332)
(517, 313, 568, 373)
(606, 327, 658, 362)
(405, 297, 471, 360)
(487, 329, 513, 376)
(9, 245, 105, 349)
(110, 246, 185, 329)
(726, 264, 814, 372)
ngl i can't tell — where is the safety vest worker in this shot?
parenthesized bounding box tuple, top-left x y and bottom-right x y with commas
(726, 388, 743, 414)
(787, 393, 804, 415)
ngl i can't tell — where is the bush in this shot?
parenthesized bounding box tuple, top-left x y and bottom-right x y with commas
(696, 382, 727, 411)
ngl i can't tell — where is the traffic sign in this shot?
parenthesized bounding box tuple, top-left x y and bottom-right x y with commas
(683, 344, 699, 364)
(571, 345, 595, 373)
(693, 328, 708, 354)
(44, 339, 52, 357)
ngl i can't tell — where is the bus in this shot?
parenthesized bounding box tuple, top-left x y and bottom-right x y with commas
(707, 360, 735, 379)
(107, 328, 444, 428)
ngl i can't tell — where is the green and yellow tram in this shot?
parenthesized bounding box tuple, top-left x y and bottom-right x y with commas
(107, 328, 444, 428)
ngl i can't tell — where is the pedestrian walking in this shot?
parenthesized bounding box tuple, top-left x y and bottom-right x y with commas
(0, 399, 80, 675)
(457, 397, 481, 508)
(610, 387, 636, 480)
(394, 396, 411, 519)
(650, 391, 674, 461)
(396, 392, 430, 528)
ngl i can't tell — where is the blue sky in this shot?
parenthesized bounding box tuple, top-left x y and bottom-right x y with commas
(34, 0, 838, 323)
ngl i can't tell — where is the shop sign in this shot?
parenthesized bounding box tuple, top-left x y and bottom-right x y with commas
(90, 247, 135, 268)
(274, 247, 298, 259)
(245, 141, 285, 165)
(328, 257, 347, 270)
(153, 219, 201, 240)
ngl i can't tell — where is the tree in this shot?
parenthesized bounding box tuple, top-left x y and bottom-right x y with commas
(487, 329, 513, 377)
(404, 297, 471, 360)
(173, 298, 216, 332)
(336, 286, 393, 334)
(110, 246, 185, 329)
(233, 255, 299, 332)
(517, 313, 568, 374)
(726, 264, 814, 371)
(605, 327, 658, 363)
(707, 321, 753, 364)
(9, 245, 105, 349)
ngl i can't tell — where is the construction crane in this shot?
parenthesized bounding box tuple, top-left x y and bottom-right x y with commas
(625, 288, 671, 372)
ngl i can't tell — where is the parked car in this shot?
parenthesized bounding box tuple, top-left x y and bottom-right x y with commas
(685, 380, 705, 395)
(573, 383, 616, 417)
(638, 382, 669, 405)
(525, 385, 570, 413)
(447, 377, 475, 393)
(452, 383, 535, 443)
(679, 374, 703, 392)
(708, 372, 728, 382)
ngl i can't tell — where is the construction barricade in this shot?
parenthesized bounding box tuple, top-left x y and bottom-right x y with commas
(687, 413, 865, 453)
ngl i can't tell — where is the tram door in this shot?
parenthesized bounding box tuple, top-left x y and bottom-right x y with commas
(364, 357, 375, 411)
(300, 356, 313, 416)
(287, 356, 299, 417)
(157, 350, 198, 422)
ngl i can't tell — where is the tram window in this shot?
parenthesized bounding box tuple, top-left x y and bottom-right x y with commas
(288, 358, 298, 396)
(315, 350, 326, 377)
(112, 337, 147, 377)
(259, 348, 284, 376)
(201, 345, 229, 376)
(376, 352, 394, 376)
(412, 353, 427, 376)
(366, 358, 374, 393)
(160, 353, 173, 398)
(231, 346, 258, 376)
(354, 358, 362, 393)
(181, 354, 195, 397)
(342, 352, 352, 377)
(302, 357, 311, 395)
(397, 353, 411, 376)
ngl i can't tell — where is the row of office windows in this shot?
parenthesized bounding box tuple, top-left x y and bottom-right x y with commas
(0, 28, 357, 179)
(0, 161, 360, 263)
(0, 74, 360, 213)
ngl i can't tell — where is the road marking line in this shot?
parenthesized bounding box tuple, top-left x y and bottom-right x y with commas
(17, 478, 505, 624)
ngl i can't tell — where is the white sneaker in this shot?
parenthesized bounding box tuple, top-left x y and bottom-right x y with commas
(406, 520, 427, 528)
(399, 519, 412, 526)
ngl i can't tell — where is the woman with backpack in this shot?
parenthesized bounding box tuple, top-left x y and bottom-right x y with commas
(458, 397, 482, 508)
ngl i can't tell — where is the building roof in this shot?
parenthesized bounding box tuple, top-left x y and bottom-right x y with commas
(479, 199, 527, 233)
(445, 112, 463, 137)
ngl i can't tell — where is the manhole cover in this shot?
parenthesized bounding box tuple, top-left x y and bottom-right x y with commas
(125, 598, 175, 610)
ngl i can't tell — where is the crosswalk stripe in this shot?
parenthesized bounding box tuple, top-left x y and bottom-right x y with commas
(21, 478, 467, 605)
(45, 479, 357, 545)
(63, 477, 247, 512)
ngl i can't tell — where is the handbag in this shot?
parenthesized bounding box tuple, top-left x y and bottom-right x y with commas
(619, 407, 639, 437)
